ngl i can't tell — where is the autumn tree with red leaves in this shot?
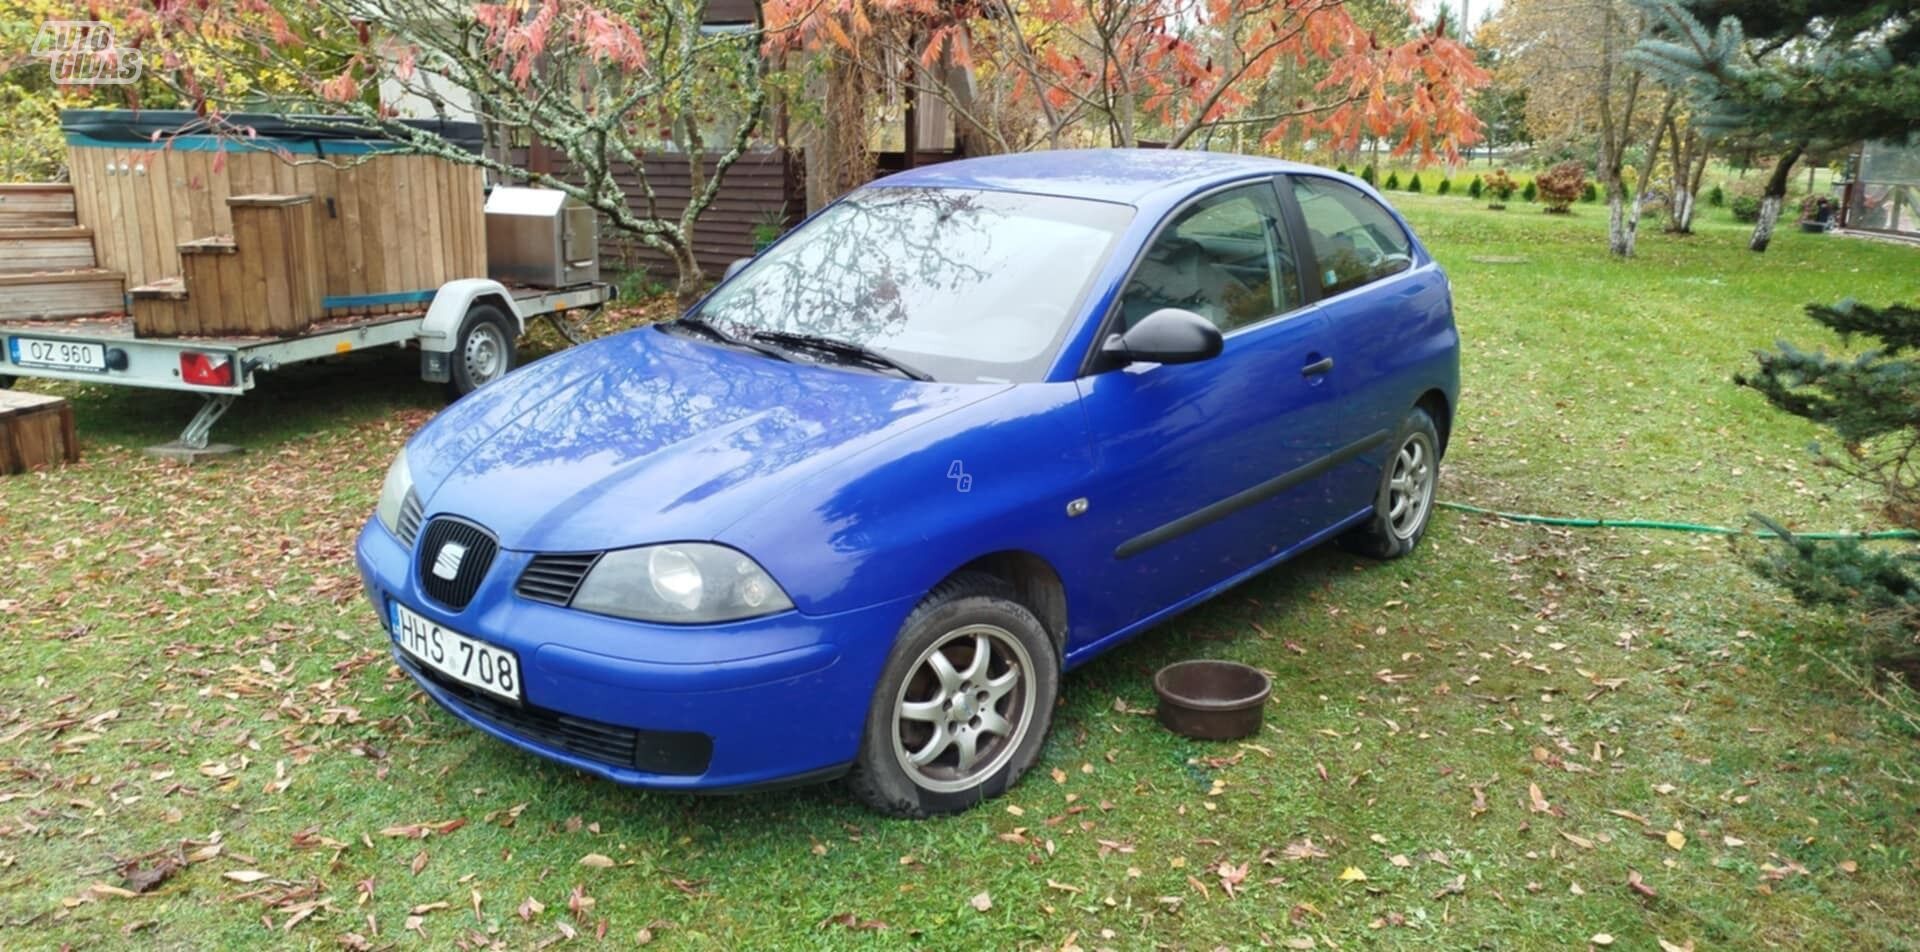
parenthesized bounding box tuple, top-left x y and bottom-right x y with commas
(763, 0, 1490, 201)
(104, 0, 768, 304)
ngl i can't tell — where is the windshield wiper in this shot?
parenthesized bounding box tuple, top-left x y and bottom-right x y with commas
(661, 316, 795, 364)
(746, 330, 934, 382)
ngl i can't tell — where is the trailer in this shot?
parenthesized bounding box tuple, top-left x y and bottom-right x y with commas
(0, 111, 615, 455)
(0, 280, 612, 452)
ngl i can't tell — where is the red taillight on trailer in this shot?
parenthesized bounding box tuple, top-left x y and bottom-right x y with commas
(179, 351, 234, 387)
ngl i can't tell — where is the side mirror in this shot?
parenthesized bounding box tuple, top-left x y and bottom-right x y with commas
(1102, 308, 1223, 365)
(723, 257, 752, 281)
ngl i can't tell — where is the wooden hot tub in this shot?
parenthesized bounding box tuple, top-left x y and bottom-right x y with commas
(62, 110, 488, 336)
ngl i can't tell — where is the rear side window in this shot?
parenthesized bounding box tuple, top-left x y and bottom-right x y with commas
(1291, 177, 1414, 296)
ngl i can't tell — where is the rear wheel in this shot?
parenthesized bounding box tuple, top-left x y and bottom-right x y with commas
(447, 303, 517, 399)
(849, 574, 1058, 817)
(1339, 407, 1441, 559)
(0, 375, 14, 390)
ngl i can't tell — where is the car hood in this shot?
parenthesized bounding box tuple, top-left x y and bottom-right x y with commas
(411, 328, 1005, 551)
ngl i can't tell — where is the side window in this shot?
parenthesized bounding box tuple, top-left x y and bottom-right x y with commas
(1119, 183, 1300, 332)
(1290, 177, 1414, 296)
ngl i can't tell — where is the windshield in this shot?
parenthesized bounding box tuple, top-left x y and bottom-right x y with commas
(693, 188, 1133, 383)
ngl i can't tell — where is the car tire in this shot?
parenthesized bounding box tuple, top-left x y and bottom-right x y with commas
(848, 573, 1059, 817)
(1339, 407, 1441, 560)
(0, 375, 14, 390)
(447, 303, 517, 399)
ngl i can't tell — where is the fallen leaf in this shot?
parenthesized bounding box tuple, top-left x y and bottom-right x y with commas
(223, 870, 271, 884)
(1338, 866, 1368, 883)
(120, 858, 180, 894)
(1665, 830, 1686, 851)
(517, 897, 544, 922)
(579, 853, 615, 869)
(1592, 933, 1614, 946)
(1528, 783, 1551, 813)
(1628, 869, 1657, 898)
(969, 891, 993, 912)
(819, 911, 888, 931)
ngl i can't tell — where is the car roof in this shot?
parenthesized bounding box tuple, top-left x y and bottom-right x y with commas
(866, 149, 1324, 208)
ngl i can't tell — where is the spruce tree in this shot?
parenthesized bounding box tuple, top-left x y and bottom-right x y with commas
(1736, 300, 1920, 678)
(1630, 0, 1920, 251)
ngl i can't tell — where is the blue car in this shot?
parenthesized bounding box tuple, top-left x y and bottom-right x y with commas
(355, 149, 1458, 816)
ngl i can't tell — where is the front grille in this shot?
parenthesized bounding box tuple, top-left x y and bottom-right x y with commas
(396, 490, 426, 547)
(415, 518, 498, 611)
(516, 552, 599, 606)
(403, 657, 714, 775)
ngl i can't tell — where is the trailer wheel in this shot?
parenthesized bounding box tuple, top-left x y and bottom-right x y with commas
(447, 303, 517, 399)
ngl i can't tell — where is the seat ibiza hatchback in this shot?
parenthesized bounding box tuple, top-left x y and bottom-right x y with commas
(355, 149, 1458, 816)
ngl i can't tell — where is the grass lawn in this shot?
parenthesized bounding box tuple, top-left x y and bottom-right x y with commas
(3, 195, 1918, 950)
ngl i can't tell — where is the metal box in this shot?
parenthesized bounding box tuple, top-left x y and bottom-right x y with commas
(484, 187, 600, 288)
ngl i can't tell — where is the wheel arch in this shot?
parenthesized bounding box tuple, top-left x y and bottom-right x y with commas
(420, 279, 523, 353)
(938, 550, 1069, 657)
(1416, 388, 1453, 456)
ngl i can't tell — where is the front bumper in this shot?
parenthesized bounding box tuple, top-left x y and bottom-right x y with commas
(354, 518, 911, 790)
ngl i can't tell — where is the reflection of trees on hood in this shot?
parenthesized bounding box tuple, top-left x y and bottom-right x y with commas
(443, 333, 926, 486)
(697, 189, 1000, 343)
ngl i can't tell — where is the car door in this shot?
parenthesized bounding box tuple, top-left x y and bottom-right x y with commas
(1071, 179, 1349, 642)
(1283, 174, 1455, 514)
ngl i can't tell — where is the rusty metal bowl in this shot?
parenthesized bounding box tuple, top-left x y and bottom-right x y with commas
(1153, 660, 1272, 740)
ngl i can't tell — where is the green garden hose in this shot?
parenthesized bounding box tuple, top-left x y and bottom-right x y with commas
(1436, 500, 1920, 541)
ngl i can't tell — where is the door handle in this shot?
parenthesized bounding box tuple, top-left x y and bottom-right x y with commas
(1301, 356, 1335, 376)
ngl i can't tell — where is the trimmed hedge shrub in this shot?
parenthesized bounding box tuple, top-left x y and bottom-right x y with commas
(1521, 180, 1538, 203)
(1408, 173, 1423, 193)
(1437, 177, 1452, 196)
(1468, 175, 1484, 199)
(1385, 171, 1401, 190)
(1361, 165, 1377, 185)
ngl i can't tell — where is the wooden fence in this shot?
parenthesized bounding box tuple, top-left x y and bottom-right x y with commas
(509, 144, 802, 279)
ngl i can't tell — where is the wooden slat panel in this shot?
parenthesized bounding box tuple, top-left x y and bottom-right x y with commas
(0, 391, 80, 475)
(0, 269, 125, 320)
(0, 185, 78, 228)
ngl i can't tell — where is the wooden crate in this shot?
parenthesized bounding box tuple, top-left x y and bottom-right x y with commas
(0, 390, 80, 475)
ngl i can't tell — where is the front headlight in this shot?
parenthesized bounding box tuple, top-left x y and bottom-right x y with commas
(572, 543, 794, 624)
(374, 451, 415, 540)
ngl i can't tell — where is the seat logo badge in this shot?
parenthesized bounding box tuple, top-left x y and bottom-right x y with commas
(1066, 497, 1089, 518)
(947, 460, 973, 492)
(432, 541, 468, 581)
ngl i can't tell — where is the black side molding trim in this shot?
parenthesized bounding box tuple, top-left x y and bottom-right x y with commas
(1114, 429, 1391, 560)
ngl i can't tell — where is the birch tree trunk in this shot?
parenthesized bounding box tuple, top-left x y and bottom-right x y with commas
(1620, 95, 1675, 257)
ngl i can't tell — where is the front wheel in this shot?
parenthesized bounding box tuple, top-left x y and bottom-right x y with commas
(446, 303, 518, 399)
(848, 574, 1059, 817)
(1339, 407, 1441, 559)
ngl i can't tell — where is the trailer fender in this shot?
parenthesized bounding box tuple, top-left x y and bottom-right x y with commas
(419, 280, 524, 353)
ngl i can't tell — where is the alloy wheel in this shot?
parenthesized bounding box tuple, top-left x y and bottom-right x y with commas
(1386, 432, 1436, 539)
(891, 624, 1036, 793)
